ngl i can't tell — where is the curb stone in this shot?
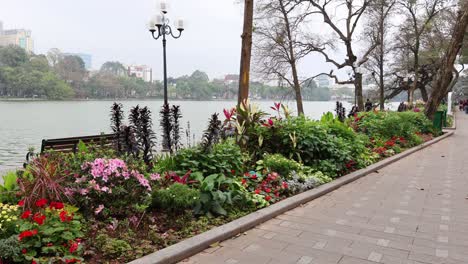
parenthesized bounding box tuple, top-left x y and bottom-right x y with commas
(128, 130, 455, 264)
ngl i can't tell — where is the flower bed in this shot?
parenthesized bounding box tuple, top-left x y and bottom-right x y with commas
(0, 102, 438, 264)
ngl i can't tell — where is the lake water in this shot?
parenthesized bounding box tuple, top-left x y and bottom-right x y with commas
(0, 100, 353, 172)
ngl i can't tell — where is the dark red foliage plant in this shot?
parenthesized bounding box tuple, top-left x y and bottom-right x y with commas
(17, 155, 73, 209)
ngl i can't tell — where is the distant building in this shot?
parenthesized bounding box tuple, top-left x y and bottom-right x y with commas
(128, 65, 152, 82)
(224, 74, 239, 85)
(315, 75, 334, 88)
(64, 53, 92, 70)
(0, 21, 34, 53)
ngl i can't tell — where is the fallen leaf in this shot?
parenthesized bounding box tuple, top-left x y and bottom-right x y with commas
(210, 242, 220, 248)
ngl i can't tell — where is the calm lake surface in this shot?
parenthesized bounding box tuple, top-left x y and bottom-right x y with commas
(0, 100, 352, 172)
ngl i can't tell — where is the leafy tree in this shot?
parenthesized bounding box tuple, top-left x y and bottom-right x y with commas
(100, 61, 127, 76)
(0, 45, 28, 67)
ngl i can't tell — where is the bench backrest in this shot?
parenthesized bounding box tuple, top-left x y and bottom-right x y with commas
(41, 133, 119, 153)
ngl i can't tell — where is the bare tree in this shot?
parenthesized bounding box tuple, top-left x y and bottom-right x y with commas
(363, 0, 396, 110)
(425, 0, 468, 118)
(254, 0, 311, 114)
(298, 0, 379, 110)
(397, 0, 447, 105)
(238, 0, 255, 105)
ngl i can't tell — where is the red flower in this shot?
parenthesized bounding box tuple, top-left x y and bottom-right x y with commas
(223, 108, 236, 121)
(265, 196, 271, 201)
(69, 242, 79, 253)
(250, 174, 257, 180)
(49, 202, 64, 210)
(275, 192, 280, 197)
(270, 102, 281, 111)
(19, 229, 38, 241)
(21, 210, 32, 219)
(35, 198, 48, 208)
(66, 259, 80, 264)
(254, 189, 261, 194)
(32, 261, 37, 264)
(33, 213, 46, 225)
(231, 170, 236, 175)
(18, 200, 25, 207)
(262, 119, 274, 127)
(47, 243, 53, 247)
(21, 249, 27, 254)
(282, 182, 288, 189)
(59, 211, 73, 222)
(241, 179, 247, 185)
(384, 140, 395, 147)
(265, 188, 271, 193)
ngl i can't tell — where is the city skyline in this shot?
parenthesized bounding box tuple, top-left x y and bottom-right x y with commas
(0, 0, 341, 80)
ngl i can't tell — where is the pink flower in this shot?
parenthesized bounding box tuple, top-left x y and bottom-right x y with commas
(94, 204, 105, 215)
(79, 188, 89, 195)
(262, 119, 274, 127)
(270, 102, 281, 111)
(129, 216, 139, 226)
(223, 107, 236, 120)
(150, 173, 161, 181)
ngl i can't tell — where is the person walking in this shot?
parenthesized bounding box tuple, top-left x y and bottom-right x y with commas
(365, 99, 373, 112)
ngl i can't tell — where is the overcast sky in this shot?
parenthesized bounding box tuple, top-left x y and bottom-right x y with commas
(0, 0, 342, 80)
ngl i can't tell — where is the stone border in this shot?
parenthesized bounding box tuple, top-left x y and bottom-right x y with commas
(129, 130, 455, 264)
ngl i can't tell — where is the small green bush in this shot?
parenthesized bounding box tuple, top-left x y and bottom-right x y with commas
(151, 183, 200, 213)
(0, 171, 19, 203)
(260, 154, 302, 178)
(0, 235, 21, 262)
(172, 139, 244, 176)
(356, 111, 435, 145)
(96, 234, 132, 258)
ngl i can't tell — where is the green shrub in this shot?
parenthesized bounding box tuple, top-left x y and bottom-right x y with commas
(151, 183, 199, 213)
(172, 139, 244, 176)
(96, 233, 132, 258)
(0, 171, 19, 204)
(355, 111, 435, 146)
(259, 154, 302, 178)
(193, 174, 246, 217)
(253, 116, 364, 177)
(0, 235, 21, 262)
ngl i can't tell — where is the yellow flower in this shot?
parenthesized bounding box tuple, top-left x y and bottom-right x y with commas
(1, 211, 6, 214)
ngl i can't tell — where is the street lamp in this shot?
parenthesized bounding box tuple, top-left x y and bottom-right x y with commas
(148, 1, 184, 106)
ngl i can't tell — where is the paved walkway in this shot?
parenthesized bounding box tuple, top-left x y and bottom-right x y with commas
(184, 113, 468, 264)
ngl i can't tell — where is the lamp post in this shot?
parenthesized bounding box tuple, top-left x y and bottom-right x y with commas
(148, 1, 184, 106)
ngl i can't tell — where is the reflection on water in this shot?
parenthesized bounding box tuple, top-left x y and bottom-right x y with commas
(0, 100, 351, 172)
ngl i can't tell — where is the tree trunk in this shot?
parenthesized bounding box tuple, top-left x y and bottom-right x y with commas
(238, 0, 254, 106)
(291, 64, 304, 115)
(425, 2, 468, 119)
(420, 86, 428, 102)
(355, 73, 364, 110)
(279, 0, 304, 115)
(378, 2, 385, 111)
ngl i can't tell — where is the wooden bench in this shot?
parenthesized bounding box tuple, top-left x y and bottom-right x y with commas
(40, 133, 119, 154)
(24, 134, 120, 168)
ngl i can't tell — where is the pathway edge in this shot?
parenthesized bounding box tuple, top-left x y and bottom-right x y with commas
(129, 130, 455, 264)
